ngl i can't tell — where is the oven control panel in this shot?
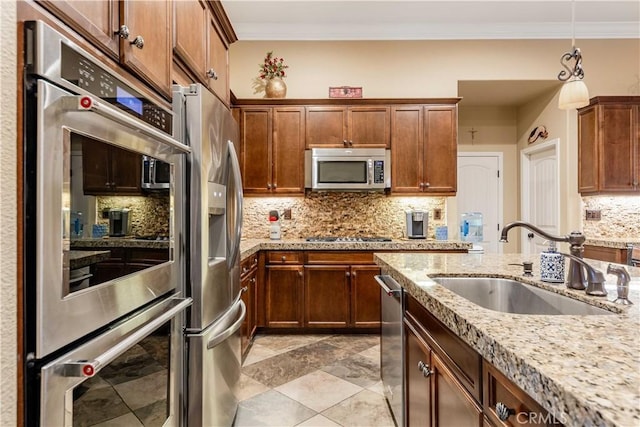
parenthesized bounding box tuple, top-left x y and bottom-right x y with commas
(60, 43, 172, 136)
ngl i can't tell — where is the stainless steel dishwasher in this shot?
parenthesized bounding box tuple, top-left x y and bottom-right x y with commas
(375, 274, 404, 427)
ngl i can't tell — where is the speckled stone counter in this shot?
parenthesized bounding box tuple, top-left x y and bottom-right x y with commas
(239, 238, 472, 261)
(69, 250, 111, 269)
(71, 237, 170, 250)
(585, 238, 640, 250)
(374, 252, 640, 427)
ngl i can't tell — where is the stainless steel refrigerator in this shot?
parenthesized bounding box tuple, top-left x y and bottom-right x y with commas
(173, 84, 244, 427)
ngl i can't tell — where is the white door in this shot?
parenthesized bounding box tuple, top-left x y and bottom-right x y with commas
(521, 140, 560, 255)
(457, 154, 502, 253)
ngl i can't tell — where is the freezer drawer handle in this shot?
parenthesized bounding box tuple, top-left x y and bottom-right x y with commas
(374, 275, 402, 297)
(207, 300, 246, 350)
(60, 298, 191, 377)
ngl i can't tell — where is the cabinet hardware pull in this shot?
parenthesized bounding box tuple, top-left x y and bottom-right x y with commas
(115, 25, 130, 39)
(346, 271, 351, 277)
(352, 271, 357, 277)
(207, 68, 218, 80)
(298, 270, 303, 277)
(343, 140, 348, 146)
(130, 35, 144, 49)
(417, 361, 433, 377)
(267, 183, 272, 189)
(495, 402, 516, 421)
(419, 182, 424, 188)
(273, 183, 277, 189)
(424, 182, 430, 188)
(348, 140, 353, 146)
(281, 256, 286, 262)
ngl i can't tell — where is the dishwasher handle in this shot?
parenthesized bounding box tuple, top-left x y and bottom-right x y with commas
(375, 275, 403, 297)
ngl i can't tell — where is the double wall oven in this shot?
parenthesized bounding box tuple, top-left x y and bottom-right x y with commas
(23, 21, 191, 426)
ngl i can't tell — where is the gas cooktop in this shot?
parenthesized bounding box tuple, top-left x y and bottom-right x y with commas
(305, 236, 392, 243)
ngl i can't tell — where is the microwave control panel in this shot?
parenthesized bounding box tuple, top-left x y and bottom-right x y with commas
(373, 160, 385, 183)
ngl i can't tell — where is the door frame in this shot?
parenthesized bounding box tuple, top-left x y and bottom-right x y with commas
(457, 152, 504, 254)
(520, 138, 561, 254)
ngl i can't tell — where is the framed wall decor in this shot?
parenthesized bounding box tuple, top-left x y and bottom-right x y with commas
(329, 86, 363, 98)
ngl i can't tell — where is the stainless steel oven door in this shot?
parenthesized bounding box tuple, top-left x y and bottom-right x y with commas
(40, 297, 191, 427)
(34, 79, 190, 358)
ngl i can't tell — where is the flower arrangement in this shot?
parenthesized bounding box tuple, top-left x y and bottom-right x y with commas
(259, 51, 289, 80)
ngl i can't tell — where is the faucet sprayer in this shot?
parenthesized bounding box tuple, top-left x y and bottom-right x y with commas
(500, 221, 588, 291)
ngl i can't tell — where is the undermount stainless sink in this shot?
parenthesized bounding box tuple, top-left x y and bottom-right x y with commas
(430, 277, 614, 315)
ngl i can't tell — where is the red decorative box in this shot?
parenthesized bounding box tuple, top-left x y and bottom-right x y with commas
(329, 86, 363, 98)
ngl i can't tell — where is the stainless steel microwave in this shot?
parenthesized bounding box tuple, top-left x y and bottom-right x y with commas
(305, 148, 391, 191)
(142, 155, 171, 190)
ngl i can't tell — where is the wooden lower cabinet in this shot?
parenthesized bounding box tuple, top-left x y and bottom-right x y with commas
(351, 265, 382, 328)
(240, 267, 257, 357)
(265, 265, 304, 328)
(304, 266, 350, 327)
(405, 321, 433, 427)
(583, 245, 628, 264)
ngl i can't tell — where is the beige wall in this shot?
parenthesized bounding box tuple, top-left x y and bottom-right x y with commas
(1, 2, 17, 426)
(230, 39, 640, 99)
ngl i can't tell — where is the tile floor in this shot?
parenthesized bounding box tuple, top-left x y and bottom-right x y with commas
(234, 334, 396, 427)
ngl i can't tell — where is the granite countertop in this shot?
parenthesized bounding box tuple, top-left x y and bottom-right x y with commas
(374, 252, 640, 427)
(585, 237, 640, 250)
(68, 250, 111, 269)
(71, 237, 170, 250)
(239, 238, 472, 261)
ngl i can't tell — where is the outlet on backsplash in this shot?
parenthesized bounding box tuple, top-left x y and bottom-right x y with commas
(283, 208, 292, 220)
(585, 209, 601, 221)
(433, 208, 442, 220)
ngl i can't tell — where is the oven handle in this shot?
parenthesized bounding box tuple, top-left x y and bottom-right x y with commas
(207, 299, 246, 350)
(61, 298, 191, 378)
(375, 275, 403, 297)
(59, 95, 191, 154)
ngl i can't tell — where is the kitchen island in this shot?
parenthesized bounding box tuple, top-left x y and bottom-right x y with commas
(375, 252, 640, 427)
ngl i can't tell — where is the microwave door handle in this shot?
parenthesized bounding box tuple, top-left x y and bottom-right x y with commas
(368, 159, 373, 184)
(149, 159, 155, 184)
(58, 95, 191, 155)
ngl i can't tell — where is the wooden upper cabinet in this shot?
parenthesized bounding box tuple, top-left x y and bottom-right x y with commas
(173, 0, 207, 82)
(237, 106, 305, 195)
(38, 0, 173, 99)
(120, 0, 172, 99)
(391, 104, 458, 195)
(306, 106, 390, 148)
(207, 12, 230, 105)
(578, 97, 639, 194)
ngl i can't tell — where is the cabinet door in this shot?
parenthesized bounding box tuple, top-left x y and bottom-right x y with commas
(240, 108, 272, 193)
(391, 106, 423, 193)
(273, 107, 305, 193)
(351, 265, 381, 328)
(240, 270, 255, 357)
(432, 352, 483, 427)
(304, 266, 350, 328)
(207, 11, 230, 105)
(173, 0, 207, 83)
(405, 322, 433, 427)
(120, 0, 172, 99)
(82, 140, 112, 194)
(37, 0, 119, 58)
(266, 266, 304, 328)
(423, 106, 457, 194)
(599, 104, 637, 192)
(306, 107, 348, 147)
(578, 105, 598, 193)
(110, 148, 142, 194)
(348, 106, 390, 148)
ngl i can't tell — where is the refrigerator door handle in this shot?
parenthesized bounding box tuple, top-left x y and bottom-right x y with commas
(227, 140, 243, 268)
(206, 299, 246, 350)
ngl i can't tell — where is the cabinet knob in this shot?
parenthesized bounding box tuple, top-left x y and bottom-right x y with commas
(267, 183, 272, 189)
(298, 270, 303, 277)
(424, 182, 430, 188)
(207, 68, 218, 80)
(495, 402, 516, 421)
(348, 140, 353, 147)
(281, 256, 286, 262)
(419, 182, 424, 188)
(417, 361, 433, 378)
(130, 35, 145, 49)
(352, 271, 357, 277)
(343, 140, 348, 146)
(115, 25, 130, 39)
(346, 271, 351, 277)
(273, 183, 277, 189)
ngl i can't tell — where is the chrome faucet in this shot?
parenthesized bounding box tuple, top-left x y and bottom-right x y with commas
(558, 252, 607, 296)
(607, 264, 633, 305)
(500, 221, 587, 290)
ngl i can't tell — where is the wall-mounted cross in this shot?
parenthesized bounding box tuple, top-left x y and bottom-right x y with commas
(468, 128, 478, 144)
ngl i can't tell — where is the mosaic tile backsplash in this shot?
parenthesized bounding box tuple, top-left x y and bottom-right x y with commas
(97, 195, 170, 236)
(582, 196, 640, 238)
(242, 192, 446, 239)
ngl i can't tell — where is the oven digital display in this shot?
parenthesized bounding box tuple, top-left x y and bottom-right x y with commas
(116, 86, 143, 115)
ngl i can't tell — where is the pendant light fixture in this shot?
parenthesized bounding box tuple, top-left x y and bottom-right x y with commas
(557, 0, 589, 110)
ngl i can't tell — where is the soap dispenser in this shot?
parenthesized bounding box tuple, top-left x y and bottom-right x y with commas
(540, 241, 565, 283)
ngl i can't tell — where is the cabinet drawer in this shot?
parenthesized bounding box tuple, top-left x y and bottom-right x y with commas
(306, 251, 374, 265)
(267, 251, 304, 264)
(405, 293, 482, 402)
(241, 253, 259, 276)
(483, 361, 563, 426)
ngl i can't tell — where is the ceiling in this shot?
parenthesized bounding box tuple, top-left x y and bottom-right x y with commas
(221, 1, 639, 41)
(221, 1, 639, 107)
